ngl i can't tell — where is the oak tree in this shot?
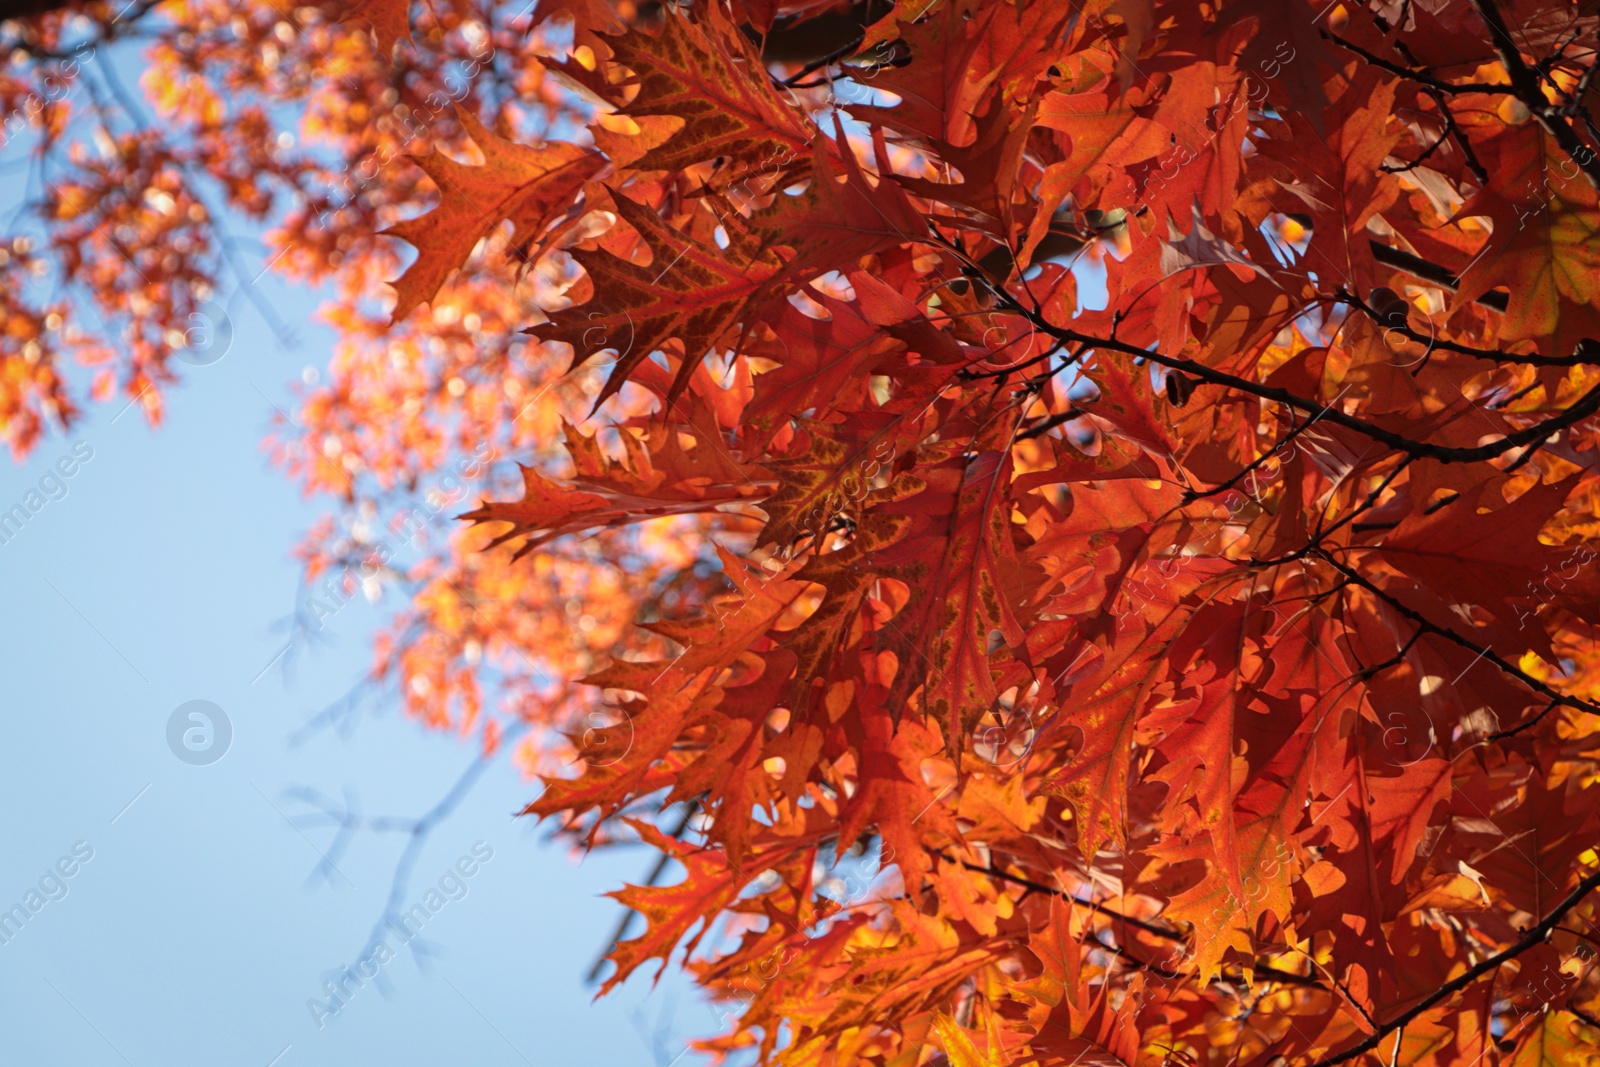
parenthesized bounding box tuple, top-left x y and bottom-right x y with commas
(7, 0, 1600, 1065)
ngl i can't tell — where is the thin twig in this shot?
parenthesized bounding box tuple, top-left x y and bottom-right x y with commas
(1305, 868, 1600, 1067)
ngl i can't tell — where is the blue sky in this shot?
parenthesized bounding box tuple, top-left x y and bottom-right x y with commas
(0, 63, 713, 1067)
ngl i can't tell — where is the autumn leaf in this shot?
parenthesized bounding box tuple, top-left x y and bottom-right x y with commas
(596, 818, 767, 993)
(384, 111, 602, 320)
(346, 0, 412, 57)
(1015, 897, 1143, 1067)
(604, 3, 813, 184)
(1457, 123, 1600, 358)
(864, 448, 1042, 748)
(463, 420, 772, 553)
(534, 188, 785, 407)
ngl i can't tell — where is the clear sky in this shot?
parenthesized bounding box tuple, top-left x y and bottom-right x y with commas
(0, 57, 713, 1067)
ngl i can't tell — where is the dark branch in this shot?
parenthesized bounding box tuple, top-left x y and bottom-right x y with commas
(1367, 242, 1509, 313)
(1311, 550, 1600, 720)
(1472, 0, 1600, 189)
(1321, 30, 1513, 96)
(1305, 866, 1600, 1067)
(941, 853, 1187, 942)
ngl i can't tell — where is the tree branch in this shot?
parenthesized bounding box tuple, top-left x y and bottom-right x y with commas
(941, 853, 1187, 942)
(1321, 30, 1513, 96)
(1310, 549, 1600, 720)
(1304, 867, 1600, 1067)
(1367, 241, 1509, 313)
(937, 238, 1600, 470)
(1472, 0, 1600, 189)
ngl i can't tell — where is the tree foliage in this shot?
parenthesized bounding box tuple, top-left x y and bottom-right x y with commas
(8, 0, 1600, 1064)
